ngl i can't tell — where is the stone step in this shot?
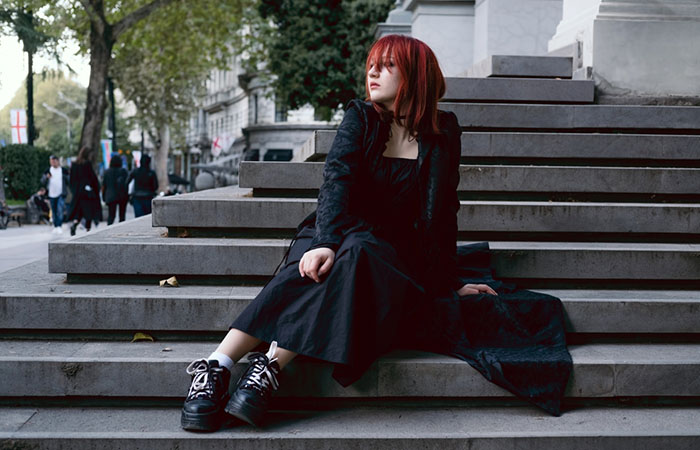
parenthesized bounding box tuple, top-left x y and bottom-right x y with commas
(441, 103, 700, 133)
(3, 405, 700, 449)
(466, 55, 574, 78)
(237, 162, 700, 197)
(47, 217, 700, 286)
(2, 341, 700, 399)
(442, 77, 593, 103)
(152, 191, 700, 240)
(4, 261, 699, 334)
(299, 130, 700, 164)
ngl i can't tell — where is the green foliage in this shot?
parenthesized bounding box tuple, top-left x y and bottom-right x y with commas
(111, 0, 254, 144)
(0, 143, 51, 200)
(256, 0, 395, 120)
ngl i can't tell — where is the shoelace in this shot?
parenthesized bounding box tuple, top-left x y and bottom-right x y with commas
(185, 359, 215, 400)
(241, 341, 280, 392)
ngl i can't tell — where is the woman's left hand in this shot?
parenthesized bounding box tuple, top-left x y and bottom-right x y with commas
(457, 283, 498, 296)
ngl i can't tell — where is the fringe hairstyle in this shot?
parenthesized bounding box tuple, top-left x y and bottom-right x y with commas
(364, 34, 446, 137)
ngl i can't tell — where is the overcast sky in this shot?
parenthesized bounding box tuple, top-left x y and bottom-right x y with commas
(0, 35, 90, 111)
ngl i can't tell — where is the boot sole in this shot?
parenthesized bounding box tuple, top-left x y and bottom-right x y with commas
(224, 397, 264, 427)
(180, 409, 223, 432)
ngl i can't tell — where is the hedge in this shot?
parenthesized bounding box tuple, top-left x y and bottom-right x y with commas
(0, 144, 52, 201)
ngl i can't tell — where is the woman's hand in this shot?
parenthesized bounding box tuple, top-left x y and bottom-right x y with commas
(457, 283, 498, 296)
(299, 247, 336, 283)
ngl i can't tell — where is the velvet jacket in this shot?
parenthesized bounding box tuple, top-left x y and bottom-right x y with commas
(298, 98, 463, 298)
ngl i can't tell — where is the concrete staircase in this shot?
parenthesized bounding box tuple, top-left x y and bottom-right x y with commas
(3, 55, 700, 448)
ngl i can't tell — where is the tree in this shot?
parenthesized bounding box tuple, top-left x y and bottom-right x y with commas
(45, 0, 180, 156)
(111, 0, 253, 193)
(256, 0, 395, 120)
(0, 1, 59, 145)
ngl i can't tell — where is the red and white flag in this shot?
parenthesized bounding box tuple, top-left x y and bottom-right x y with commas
(211, 134, 232, 157)
(10, 109, 27, 144)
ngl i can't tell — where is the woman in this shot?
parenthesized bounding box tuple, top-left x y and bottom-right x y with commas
(67, 146, 102, 236)
(102, 155, 129, 225)
(127, 154, 158, 217)
(181, 35, 572, 432)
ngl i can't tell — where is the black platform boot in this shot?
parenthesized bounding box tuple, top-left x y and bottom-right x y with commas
(225, 341, 281, 427)
(181, 359, 232, 432)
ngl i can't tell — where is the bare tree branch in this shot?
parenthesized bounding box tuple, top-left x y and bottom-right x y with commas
(111, 0, 177, 41)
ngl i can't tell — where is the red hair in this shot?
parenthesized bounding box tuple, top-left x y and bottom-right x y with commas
(364, 34, 446, 137)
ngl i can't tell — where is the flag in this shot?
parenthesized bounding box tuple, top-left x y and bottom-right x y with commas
(132, 150, 142, 168)
(10, 109, 27, 144)
(211, 133, 233, 157)
(101, 140, 112, 168)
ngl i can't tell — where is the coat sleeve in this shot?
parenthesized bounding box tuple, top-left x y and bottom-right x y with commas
(424, 111, 463, 296)
(308, 100, 366, 253)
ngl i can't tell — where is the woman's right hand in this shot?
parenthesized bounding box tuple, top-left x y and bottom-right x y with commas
(299, 247, 336, 283)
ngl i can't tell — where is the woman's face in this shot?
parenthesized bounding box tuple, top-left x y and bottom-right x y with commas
(367, 51, 400, 111)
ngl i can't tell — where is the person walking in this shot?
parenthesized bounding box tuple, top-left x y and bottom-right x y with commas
(179, 34, 572, 432)
(127, 154, 158, 217)
(67, 146, 102, 236)
(41, 155, 69, 234)
(101, 155, 129, 225)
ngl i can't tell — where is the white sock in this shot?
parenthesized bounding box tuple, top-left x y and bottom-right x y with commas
(207, 351, 234, 371)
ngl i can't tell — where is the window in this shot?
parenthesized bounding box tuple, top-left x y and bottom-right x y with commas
(275, 100, 288, 123)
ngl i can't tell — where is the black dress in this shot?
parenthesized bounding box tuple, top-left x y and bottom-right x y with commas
(231, 154, 572, 416)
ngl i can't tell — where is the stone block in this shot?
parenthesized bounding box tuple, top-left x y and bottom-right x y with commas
(443, 78, 593, 103)
(236, 162, 700, 196)
(467, 55, 573, 78)
(2, 406, 700, 449)
(3, 262, 699, 334)
(47, 218, 700, 282)
(300, 130, 700, 163)
(3, 341, 700, 399)
(441, 103, 700, 132)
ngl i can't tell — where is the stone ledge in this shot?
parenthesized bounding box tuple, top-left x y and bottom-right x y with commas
(152, 195, 700, 237)
(442, 78, 593, 103)
(466, 55, 574, 78)
(301, 131, 700, 162)
(3, 405, 700, 448)
(2, 341, 699, 398)
(47, 218, 700, 283)
(237, 162, 700, 195)
(2, 262, 698, 334)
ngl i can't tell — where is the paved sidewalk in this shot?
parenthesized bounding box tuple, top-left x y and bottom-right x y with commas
(0, 213, 135, 274)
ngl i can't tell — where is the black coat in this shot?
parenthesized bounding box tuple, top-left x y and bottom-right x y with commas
(67, 161, 102, 223)
(102, 167, 129, 204)
(299, 98, 463, 297)
(127, 167, 158, 198)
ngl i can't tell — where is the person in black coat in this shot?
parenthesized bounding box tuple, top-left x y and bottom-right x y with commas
(127, 154, 158, 217)
(101, 155, 129, 225)
(180, 34, 572, 433)
(67, 146, 102, 236)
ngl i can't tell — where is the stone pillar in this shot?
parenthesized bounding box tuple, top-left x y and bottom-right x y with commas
(375, 0, 412, 38)
(473, 0, 563, 62)
(550, 0, 700, 98)
(548, 0, 601, 67)
(404, 0, 476, 77)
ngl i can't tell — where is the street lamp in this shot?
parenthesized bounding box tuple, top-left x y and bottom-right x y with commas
(42, 102, 71, 141)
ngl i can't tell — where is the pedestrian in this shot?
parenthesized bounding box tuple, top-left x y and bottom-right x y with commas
(67, 146, 102, 236)
(101, 154, 129, 225)
(180, 34, 572, 433)
(27, 186, 50, 224)
(40, 155, 70, 234)
(127, 154, 158, 217)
